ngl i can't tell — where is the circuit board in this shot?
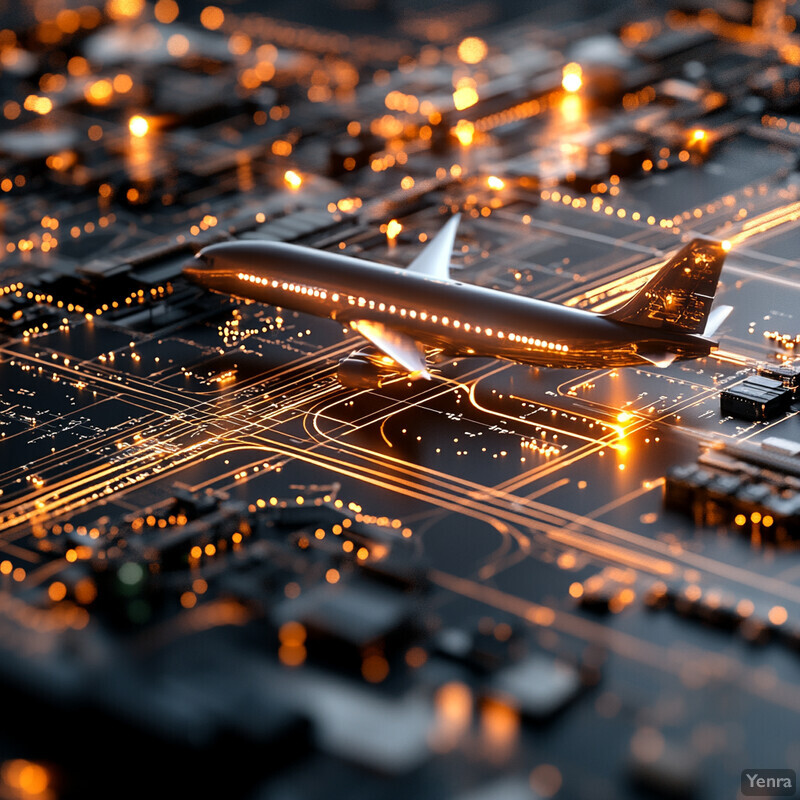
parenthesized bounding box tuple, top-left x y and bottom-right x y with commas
(1, 1, 800, 798)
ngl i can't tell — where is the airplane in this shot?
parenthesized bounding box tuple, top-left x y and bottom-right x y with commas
(183, 215, 733, 389)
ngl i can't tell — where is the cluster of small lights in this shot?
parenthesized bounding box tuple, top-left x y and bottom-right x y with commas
(533, 192, 678, 230)
(88, 285, 171, 318)
(369, 150, 409, 172)
(327, 197, 363, 213)
(0, 174, 26, 193)
(385, 90, 425, 114)
(23, 94, 53, 115)
(764, 330, 800, 350)
(0, 561, 26, 582)
(621, 85, 657, 111)
(570, 576, 636, 613)
(131, 513, 190, 531)
(734, 511, 776, 528)
(283, 169, 303, 189)
(83, 72, 135, 106)
(69, 213, 116, 240)
(474, 92, 556, 134)
(25, 290, 84, 313)
(653, 580, 789, 629)
(521, 439, 561, 457)
(762, 113, 800, 134)
(189, 214, 218, 236)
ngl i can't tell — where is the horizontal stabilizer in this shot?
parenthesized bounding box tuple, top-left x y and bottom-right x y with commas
(638, 351, 678, 368)
(703, 304, 733, 338)
(350, 319, 431, 379)
(407, 214, 460, 281)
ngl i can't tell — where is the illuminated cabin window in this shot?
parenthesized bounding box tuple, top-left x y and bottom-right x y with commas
(431, 314, 437, 323)
(464, 323, 470, 331)
(410, 310, 417, 318)
(453, 320, 460, 328)
(497, 331, 504, 339)
(400, 308, 407, 316)
(485, 328, 492, 336)
(378, 303, 385, 311)
(389, 304, 396, 313)
(332, 293, 339, 301)
(442, 316, 449, 325)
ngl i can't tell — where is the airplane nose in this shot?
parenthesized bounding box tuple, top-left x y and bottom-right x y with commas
(182, 248, 214, 283)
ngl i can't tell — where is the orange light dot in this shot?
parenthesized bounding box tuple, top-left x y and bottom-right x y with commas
(166, 33, 190, 57)
(562, 63, 582, 93)
(106, 0, 145, 20)
(279, 621, 306, 646)
(283, 170, 302, 190)
(362, 654, 389, 683)
(154, 0, 179, 23)
(200, 5, 224, 30)
(768, 605, 788, 625)
(85, 79, 113, 105)
(325, 568, 340, 584)
(128, 115, 149, 137)
(278, 643, 306, 666)
(457, 36, 488, 64)
(386, 218, 403, 239)
(568, 582, 584, 598)
(48, 581, 67, 602)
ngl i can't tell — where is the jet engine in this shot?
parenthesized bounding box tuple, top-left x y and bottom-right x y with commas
(336, 347, 398, 389)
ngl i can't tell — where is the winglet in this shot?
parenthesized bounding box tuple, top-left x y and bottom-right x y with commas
(638, 351, 678, 368)
(703, 304, 733, 338)
(407, 214, 460, 280)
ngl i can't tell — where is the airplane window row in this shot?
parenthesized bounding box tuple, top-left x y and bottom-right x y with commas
(237, 272, 567, 352)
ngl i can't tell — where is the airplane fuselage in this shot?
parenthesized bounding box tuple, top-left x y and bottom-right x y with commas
(187, 241, 714, 370)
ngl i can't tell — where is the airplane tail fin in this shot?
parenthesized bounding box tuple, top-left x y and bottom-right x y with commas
(604, 239, 729, 334)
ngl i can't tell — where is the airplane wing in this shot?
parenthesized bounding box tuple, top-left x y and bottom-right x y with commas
(407, 214, 460, 280)
(349, 319, 431, 379)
